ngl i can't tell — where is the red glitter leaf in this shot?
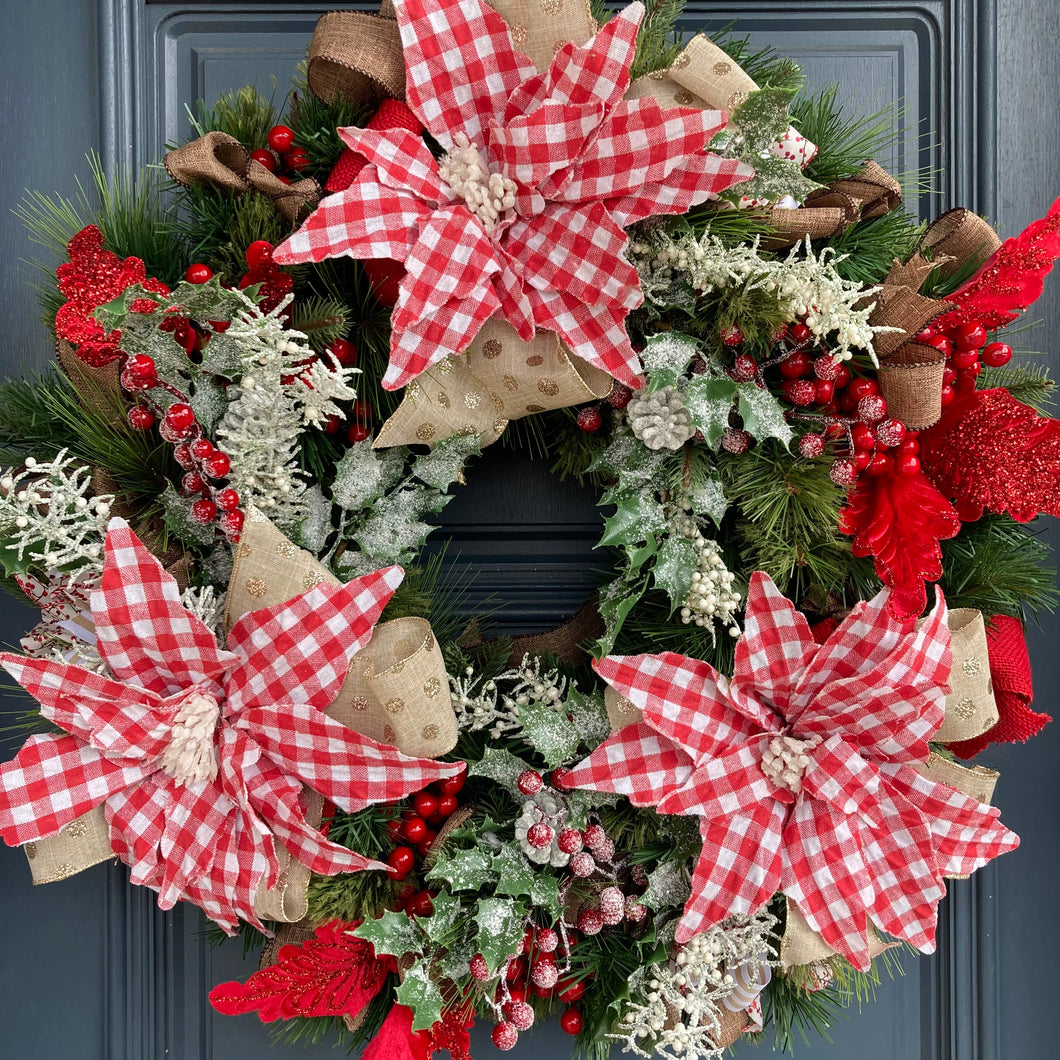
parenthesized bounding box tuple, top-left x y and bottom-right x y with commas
(842, 468, 961, 620)
(938, 195, 1060, 331)
(208, 920, 394, 1022)
(919, 388, 1060, 523)
(363, 1004, 430, 1060)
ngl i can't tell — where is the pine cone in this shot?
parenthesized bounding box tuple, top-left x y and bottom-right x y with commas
(627, 386, 695, 450)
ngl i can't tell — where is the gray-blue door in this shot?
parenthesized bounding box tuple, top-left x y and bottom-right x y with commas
(1, 2, 1057, 1057)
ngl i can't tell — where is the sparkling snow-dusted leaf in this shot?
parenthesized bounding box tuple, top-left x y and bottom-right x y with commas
(599, 492, 667, 548)
(490, 845, 537, 901)
(425, 846, 496, 892)
(519, 698, 582, 767)
(683, 375, 738, 449)
(641, 331, 701, 391)
(395, 960, 446, 1032)
(687, 473, 729, 525)
(468, 747, 535, 796)
(351, 909, 426, 960)
(736, 381, 794, 447)
(474, 897, 529, 975)
(653, 534, 698, 613)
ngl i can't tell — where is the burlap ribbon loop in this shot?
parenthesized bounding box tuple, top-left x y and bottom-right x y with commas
(307, 10, 406, 105)
(935, 608, 1000, 744)
(164, 131, 320, 226)
(374, 319, 614, 449)
(917, 207, 1002, 279)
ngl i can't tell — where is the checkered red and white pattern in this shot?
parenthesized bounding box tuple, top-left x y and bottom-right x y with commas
(567, 571, 1019, 970)
(0, 519, 463, 933)
(273, 0, 753, 393)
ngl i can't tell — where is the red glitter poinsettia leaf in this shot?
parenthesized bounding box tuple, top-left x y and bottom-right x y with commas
(919, 388, 1060, 523)
(208, 921, 394, 1022)
(842, 468, 961, 621)
(938, 194, 1060, 331)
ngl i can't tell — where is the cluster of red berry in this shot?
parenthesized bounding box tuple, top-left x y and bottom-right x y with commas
(254, 123, 313, 180)
(914, 320, 1011, 405)
(574, 383, 633, 433)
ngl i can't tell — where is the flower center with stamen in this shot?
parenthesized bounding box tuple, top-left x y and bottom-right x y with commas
(159, 689, 221, 787)
(760, 733, 821, 796)
(438, 133, 517, 233)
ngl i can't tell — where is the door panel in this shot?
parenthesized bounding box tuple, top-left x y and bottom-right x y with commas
(0, 2, 1056, 1058)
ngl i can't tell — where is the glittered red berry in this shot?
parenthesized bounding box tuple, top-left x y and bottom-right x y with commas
(560, 1007, 584, 1036)
(470, 954, 491, 981)
(558, 828, 583, 854)
(875, 418, 907, 448)
(174, 443, 194, 469)
(568, 851, 595, 877)
(184, 263, 213, 284)
(857, 394, 887, 423)
(127, 406, 155, 431)
(508, 1001, 535, 1031)
(182, 471, 206, 495)
(526, 822, 553, 849)
(730, 353, 758, 382)
(783, 379, 816, 407)
(599, 886, 625, 925)
(386, 845, 415, 879)
(981, 341, 1013, 367)
(779, 351, 811, 379)
(576, 406, 603, 433)
(798, 433, 825, 458)
(327, 338, 358, 366)
(191, 498, 217, 524)
(865, 451, 893, 477)
(190, 438, 214, 460)
(721, 427, 751, 454)
(719, 323, 744, 346)
(583, 824, 606, 852)
(788, 321, 812, 345)
(813, 355, 841, 381)
(491, 1021, 518, 1051)
(535, 928, 559, 953)
(412, 792, 437, 819)
(607, 384, 633, 409)
(249, 149, 277, 173)
(164, 402, 196, 433)
(202, 452, 231, 480)
(517, 770, 543, 796)
(245, 240, 274, 271)
(267, 125, 296, 153)
(347, 423, 372, 443)
(403, 816, 427, 844)
(829, 458, 858, 487)
(577, 909, 603, 936)
(952, 322, 987, 350)
(215, 488, 240, 512)
(559, 979, 587, 1003)
(624, 897, 648, 923)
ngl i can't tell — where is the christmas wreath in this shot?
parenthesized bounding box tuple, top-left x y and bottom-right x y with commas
(1, 0, 1057, 1057)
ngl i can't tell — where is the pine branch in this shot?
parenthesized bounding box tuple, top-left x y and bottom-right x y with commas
(978, 362, 1055, 412)
(187, 84, 278, 149)
(824, 210, 923, 286)
(292, 295, 351, 351)
(289, 63, 373, 185)
(629, 0, 685, 80)
(713, 32, 803, 93)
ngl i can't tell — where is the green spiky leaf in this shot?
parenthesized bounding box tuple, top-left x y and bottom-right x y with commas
(519, 698, 583, 767)
(653, 534, 698, 612)
(395, 961, 446, 1032)
(473, 897, 529, 975)
(351, 909, 426, 960)
(491, 846, 538, 902)
(468, 747, 535, 797)
(683, 375, 738, 448)
(425, 847, 497, 893)
(641, 331, 700, 391)
(737, 381, 794, 447)
(599, 491, 667, 548)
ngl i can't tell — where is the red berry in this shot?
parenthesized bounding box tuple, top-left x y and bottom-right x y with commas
(385, 818, 404, 841)
(779, 351, 811, 379)
(191, 498, 217, 524)
(249, 149, 277, 173)
(408, 890, 434, 917)
(164, 403, 196, 433)
(730, 354, 758, 382)
(943, 365, 958, 385)
(437, 765, 467, 796)
(857, 394, 887, 423)
(952, 322, 987, 350)
(536, 928, 559, 953)
(560, 1008, 584, 1036)
(526, 822, 553, 849)
(181, 471, 206, 494)
(577, 909, 603, 936)
(403, 816, 427, 844)
(327, 338, 358, 366)
(267, 125, 296, 153)
(829, 458, 857, 487)
(286, 149, 311, 171)
(435, 793, 458, 817)
(508, 1001, 535, 1031)
(607, 384, 633, 409)
(798, 433, 825, 458)
(550, 767, 573, 790)
(952, 348, 980, 370)
(854, 450, 871, 471)
(347, 423, 372, 443)
(417, 830, 436, 857)
(875, 418, 907, 448)
(896, 453, 921, 476)
(201, 452, 231, 480)
(215, 488, 240, 512)
(914, 327, 936, 344)
(940, 383, 956, 406)
(583, 824, 606, 852)
(127, 406, 155, 431)
(954, 371, 978, 394)
(599, 886, 625, 925)
(412, 792, 437, 819)
(625, 896, 648, 923)
(559, 979, 587, 1003)
(505, 955, 526, 981)
(558, 828, 583, 854)
(865, 452, 893, 477)
(517, 770, 543, 796)
(789, 322, 812, 345)
(222, 510, 244, 540)
(174, 444, 194, 469)
(923, 334, 953, 357)
(506, 983, 527, 1006)
(576, 406, 603, 433)
(783, 379, 816, 407)
(720, 427, 752, 453)
(531, 956, 558, 989)
(814, 355, 841, 381)
(981, 341, 1013, 367)
(184, 263, 213, 284)
(847, 377, 879, 401)
(245, 240, 274, 270)
(470, 954, 491, 981)
(124, 353, 157, 382)
(834, 364, 852, 389)
(386, 845, 415, 879)
(720, 323, 744, 346)
(771, 323, 789, 345)
(813, 379, 835, 404)
(324, 415, 341, 435)
(190, 438, 214, 459)
(491, 1022, 519, 1051)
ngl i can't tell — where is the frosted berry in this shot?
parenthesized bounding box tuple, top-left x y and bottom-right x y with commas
(624, 897, 648, 923)
(174, 444, 194, 469)
(531, 957, 558, 990)
(184, 263, 213, 284)
(215, 487, 240, 512)
(190, 438, 214, 459)
(577, 909, 603, 936)
(535, 928, 559, 953)
(557, 828, 583, 854)
(783, 378, 816, 407)
(599, 886, 625, 925)
(875, 418, 907, 448)
(576, 406, 603, 433)
(123, 353, 157, 383)
(720, 428, 751, 454)
(569, 851, 595, 878)
(730, 353, 758, 382)
(560, 1007, 584, 1036)
(508, 1001, 535, 1031)
(526, 822, 553, 849)
(829, 458, 858, 487)
(127, 407, 155, 431)
(182, 471, 206, 495)
(267, 125, 296, 153)
(517, 770, 543, 796)
(191, 498, 217, 525)
(719, 323, 744, 345)
(221, 510, 244, 539)
(814, 355, 841, 381)
(164, 403, 196, 434)
(857, 394, 888, 423)
(608, 384, 633, 409)
(491, 1021, 519, 1051)
(797, 433, 825, 458)
(583, 824, 607, 852)
(202, 452, 231, 479)
(593, 837, 615, 862)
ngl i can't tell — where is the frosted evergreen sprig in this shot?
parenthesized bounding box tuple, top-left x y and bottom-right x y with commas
(450, 655, 568, 739)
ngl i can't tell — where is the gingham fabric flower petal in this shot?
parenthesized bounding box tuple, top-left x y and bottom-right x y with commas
(489, 101, 603, 188)
(105, 775, 174, 886)
(225, 566, 403, 715)
(92, 519, 237, 696)
(0, 734, 150, 845)
(657, 737, 774, 818)
(801, 735, 883, 827)
(565, 721, 694, 806)
(337, 126, 446, 205)
(394, 0, 536, 151)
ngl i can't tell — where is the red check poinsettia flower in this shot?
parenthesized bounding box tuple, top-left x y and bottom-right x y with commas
(0, 519, 462, 932)
(568, 572, 1019, 969)
(273, 0, 752, 391)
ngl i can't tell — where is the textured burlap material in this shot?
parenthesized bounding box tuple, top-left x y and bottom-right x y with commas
(307, 10, 406, 105)
(875, 351, 946, 430)
(507, 598, 604, 666)
(23, 805, 113, 884)
(668, 34, 757, 111)
(780, 900, 898, 970)
(916, 751, 999, 806)
(56, 340, 122, 420)
(374, 319, 613, 449)
(488, 0, 596, 73)
(165, 132, 319, 226)
(917, 207, 1002, 279)
(713, 1005, 752, 1049)
(253, 789, 324, 924)
(604, 684, 639, 731)
(935, 609, 1000, 744)
(869, 281, 946, 362)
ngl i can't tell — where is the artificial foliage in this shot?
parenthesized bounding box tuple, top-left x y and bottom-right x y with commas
(1, 1, 1058, 1059)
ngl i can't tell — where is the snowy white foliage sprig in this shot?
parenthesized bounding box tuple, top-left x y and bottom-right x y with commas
(630, 234, 898, 364)
(450, 654, 569, 739)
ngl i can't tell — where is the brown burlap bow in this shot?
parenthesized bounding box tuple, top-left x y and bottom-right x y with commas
(307, 9, 406, 105)
(164, 131, 320, 226)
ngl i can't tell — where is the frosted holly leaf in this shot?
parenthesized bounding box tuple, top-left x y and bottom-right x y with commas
(658, 813, 704, 860)
(519, 698, 582, 767)
(425, 846, 497, 892)
(160, 484, 217, 546)
(563, 787, 619, 831)
(589, 426, 667, 485)
(474, 897, 529, 975)
(198, 332, 248, 377)
(566, 687, 611, 751)
(530, 874, 563, 921)
(640, 332, 701, 392)
(491, 845, 536, 902)
(420, 890, 464, 943)
(292, 486, 333, 555)
(436, 937, 477, 982)
(735, 154, 821, 210)
(190, 378, 229, 433)
(599, 492, 668, 549)
(353, 486, 447, 564)
(330, 441, 407, 512)
(468, 747, 535, 796)
(688, 474, 729, 525)
(683, 375, 739, 449)
(396, 960, 446, 1032)
(413, 434, 481, 490)
(736, 380, 794, 448)
(352, 908, 426, 960)
(594, 573, 647, 657)
(654, 534, 698, 613)
(643, 859, 692, 913)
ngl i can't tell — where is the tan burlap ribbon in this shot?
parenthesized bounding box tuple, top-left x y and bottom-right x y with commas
(374, 318, 614, 448)
(56, 340, 122, 420)
(934, 609, 999, 743)
(488, 0, 596, 71)
(165, 131, 320, 226)
(917, 207, 1002, 280)
(506, 597, 604, 667)
(307, 10, 406, 105)
(780, 900, 898, 970)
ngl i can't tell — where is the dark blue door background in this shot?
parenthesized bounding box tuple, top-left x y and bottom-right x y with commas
(0, 2, 1057, 1058)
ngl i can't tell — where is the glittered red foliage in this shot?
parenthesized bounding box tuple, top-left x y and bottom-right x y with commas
(361, 1002, 474, 1060)
(208, 920, 394, 1022)
(919, 388, 1060, 523)
(938, 194, 1060, 331)
(54, 225, 170, 366)
(840, 467, 961, 620)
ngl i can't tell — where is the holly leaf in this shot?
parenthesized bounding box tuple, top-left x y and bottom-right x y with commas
(594, 573, 647, 657)
(413, 434, 481, 490)
(425, 847, 497, 893)
(436, 937, 477, 983)
(643, 860, 692, 913)
(687, 474, 729, 525)
(640, 332, 701, 391)
(491, 845, 537, 901)
(566, 687, 611, 751)
(563, 787, 619, 830)
(653, 534, 698, 613)
(395, 961, 446, 1032)
(529, 874, 564, 921)
(468, 747, 535, 797)
(683, 375, 738, 448)
(474, 898, 528, 975)
(351, 909, 426, 961)
(590, 429, 667, 485)
(598, 492, 667, 548)
(519, 698, 582, 767)
(736, 381, 794, 448)
(420, 890, 464, 945)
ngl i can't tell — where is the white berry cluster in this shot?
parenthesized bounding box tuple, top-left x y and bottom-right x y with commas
(449, 654, 568, 740)
(615, 912, 777, 1060)
(627, 386, 696, 451)
(760, 733, 822, 796)
(438, 132, 518, 233)
(672, 508, 741, 638)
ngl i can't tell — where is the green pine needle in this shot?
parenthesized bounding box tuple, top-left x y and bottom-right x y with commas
(978, 362, 1055, 412)
(188, 84, 278, 150)
(292, 294, 351, 351)
(825, 210, 924, 285)
(629, 0, 685, 80)
(289, 63, 373, 185)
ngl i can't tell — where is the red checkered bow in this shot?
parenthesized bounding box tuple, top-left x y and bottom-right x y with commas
(567, 572, 1019, 970)
(0, 519, 462, 932)
(273, 0, 752, 392)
